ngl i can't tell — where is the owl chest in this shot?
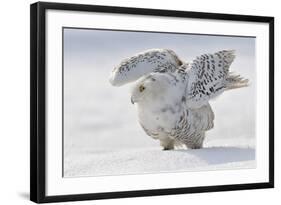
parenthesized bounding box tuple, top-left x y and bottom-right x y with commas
(137, 105, 180, 134)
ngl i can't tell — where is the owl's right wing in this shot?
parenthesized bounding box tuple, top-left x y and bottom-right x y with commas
(181, 50, 248, 109)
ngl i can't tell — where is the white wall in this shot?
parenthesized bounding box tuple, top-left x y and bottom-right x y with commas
(0, 0, 278, 204)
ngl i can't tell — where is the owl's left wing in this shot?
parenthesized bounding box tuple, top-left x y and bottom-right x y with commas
(182, 50, 248, 108)
(109, 49, 183, 86)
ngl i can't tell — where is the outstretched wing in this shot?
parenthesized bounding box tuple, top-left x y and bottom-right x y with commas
(109, 49, 183, 86)
(184, 50, 248, 108)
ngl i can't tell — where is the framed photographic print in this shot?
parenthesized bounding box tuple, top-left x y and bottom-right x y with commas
(30, 1, 274, 203)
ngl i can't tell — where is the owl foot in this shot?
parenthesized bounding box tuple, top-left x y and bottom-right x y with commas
(163, 147, 174, 151)
(160, 138, 175, 150)
(186, 143, 203, 149)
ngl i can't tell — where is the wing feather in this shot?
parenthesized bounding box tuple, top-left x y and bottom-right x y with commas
(184, 50, 248, 108)
(109, 49, 182, 86)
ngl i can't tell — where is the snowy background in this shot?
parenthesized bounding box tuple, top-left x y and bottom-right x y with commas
(63, 28, 256, 177)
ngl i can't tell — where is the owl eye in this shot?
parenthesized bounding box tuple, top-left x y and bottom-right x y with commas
(139, 85, 146, 92)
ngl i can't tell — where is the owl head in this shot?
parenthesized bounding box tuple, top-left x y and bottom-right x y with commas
(130, 73, 171, 105)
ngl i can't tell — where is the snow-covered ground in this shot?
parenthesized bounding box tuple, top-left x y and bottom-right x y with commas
(63, 28, 256, 178)
(64, 145, 255, 177)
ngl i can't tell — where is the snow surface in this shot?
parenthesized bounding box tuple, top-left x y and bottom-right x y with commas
(63, 29, 256, 178)
(64, 146, 255, 177)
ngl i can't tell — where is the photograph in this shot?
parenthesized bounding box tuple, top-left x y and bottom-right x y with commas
(63, 28, 256, 178)
(30, 2, 274, 203)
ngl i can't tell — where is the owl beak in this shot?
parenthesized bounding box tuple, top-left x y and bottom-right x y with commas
(131, 97, 134, 104)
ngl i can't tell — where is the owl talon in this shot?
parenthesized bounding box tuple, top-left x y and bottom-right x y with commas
(163, 147, 172, 151)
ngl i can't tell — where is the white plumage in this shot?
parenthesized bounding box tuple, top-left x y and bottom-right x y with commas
(110, 49, 249, 150)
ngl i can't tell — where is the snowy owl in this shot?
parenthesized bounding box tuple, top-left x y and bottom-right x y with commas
(109, 49, 249, 150)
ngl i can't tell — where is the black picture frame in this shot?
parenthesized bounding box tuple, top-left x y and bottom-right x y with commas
(30, 1, 274, 203)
